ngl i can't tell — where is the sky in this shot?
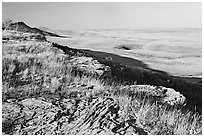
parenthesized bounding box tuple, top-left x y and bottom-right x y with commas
(2, 2, 202, 30)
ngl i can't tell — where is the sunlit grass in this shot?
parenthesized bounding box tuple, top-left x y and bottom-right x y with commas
(2, 30, 202, 135)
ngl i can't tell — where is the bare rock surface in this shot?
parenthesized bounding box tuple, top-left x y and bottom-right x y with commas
(2, 96, 149, 135)
(70, 56, 111, 78)
(120, 85, 186, 106)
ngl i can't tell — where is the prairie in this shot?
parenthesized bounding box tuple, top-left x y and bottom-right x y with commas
(48, 28, 202, 77)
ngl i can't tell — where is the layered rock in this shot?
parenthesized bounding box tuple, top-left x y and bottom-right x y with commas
(120, 85, 186, 106)
(2, 96, 149, 135)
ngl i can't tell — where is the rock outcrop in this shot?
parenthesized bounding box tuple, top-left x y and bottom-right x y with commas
(70, 56, 111, 78)
(2, 96, 149, 135)
(120, 85, 186, 106)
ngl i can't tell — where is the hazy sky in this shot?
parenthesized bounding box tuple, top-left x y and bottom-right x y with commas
(2, 2, 202, 30)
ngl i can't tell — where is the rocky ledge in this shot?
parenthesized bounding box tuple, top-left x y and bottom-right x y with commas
(2, 96, 149, 135)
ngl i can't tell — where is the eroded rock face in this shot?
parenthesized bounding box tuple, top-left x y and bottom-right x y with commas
(120, 85, 186, 106)
(70, 56, 111, 78)
(2, 97, 149, 135)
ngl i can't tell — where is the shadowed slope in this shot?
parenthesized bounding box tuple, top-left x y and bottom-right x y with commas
(52, 43, 202, 113)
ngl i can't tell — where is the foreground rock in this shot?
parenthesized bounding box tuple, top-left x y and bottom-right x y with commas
(2, 97, 149, 135)
(2, 83, 185, 135)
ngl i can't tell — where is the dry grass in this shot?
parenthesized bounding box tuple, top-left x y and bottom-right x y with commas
(2, 30, 202, 135)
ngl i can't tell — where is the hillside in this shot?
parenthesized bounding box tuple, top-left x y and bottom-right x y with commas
(2, 28, 202, 134)
(2, 21, 63, 37)
(53, 43, 202, 113)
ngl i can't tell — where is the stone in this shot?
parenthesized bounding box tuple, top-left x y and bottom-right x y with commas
(70, 56, 111, 78)
(120, 85, 186, 106)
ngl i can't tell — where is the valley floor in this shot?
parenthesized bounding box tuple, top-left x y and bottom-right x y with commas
(47, 28, 202, 77)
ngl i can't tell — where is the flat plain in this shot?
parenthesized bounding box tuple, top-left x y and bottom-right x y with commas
(48, 28, 202, 77)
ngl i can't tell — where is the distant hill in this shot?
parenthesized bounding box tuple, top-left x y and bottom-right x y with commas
(3, 21, 63, 37)
(38, 26, 58, 34)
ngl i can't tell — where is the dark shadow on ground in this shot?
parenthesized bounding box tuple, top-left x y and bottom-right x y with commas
(52, 43, 202, 114)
